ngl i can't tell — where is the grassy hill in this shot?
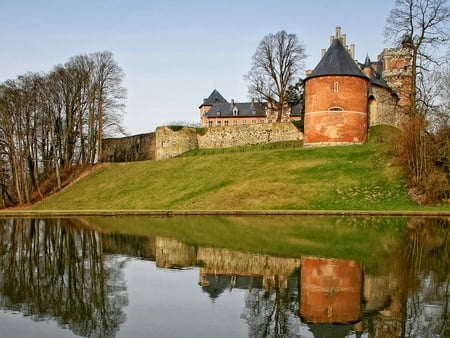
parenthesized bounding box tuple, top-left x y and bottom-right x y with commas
(33, 125, 434, 211)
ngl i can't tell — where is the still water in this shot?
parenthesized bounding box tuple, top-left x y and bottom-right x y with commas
(0, 216, 448, 337)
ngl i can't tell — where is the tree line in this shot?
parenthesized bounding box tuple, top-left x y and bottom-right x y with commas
(0, 51, 126, 206)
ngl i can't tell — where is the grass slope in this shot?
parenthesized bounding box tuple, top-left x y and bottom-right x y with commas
(33, 125, 433, 211)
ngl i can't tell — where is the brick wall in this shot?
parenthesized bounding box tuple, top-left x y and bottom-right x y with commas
(304, 75, 369, 145)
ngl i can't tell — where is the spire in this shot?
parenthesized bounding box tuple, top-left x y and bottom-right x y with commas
(364, 54, 371, 68)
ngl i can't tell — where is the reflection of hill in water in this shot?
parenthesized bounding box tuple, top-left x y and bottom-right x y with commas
(1, 217, 448, 337)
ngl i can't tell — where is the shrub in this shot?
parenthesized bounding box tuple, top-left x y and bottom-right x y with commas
(167, 125, 183, 132)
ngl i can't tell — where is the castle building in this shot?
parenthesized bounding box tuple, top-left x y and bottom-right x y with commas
(199, 90, 302, 127)
(303, 27, 411, 146)
(199, 27, 411, 146)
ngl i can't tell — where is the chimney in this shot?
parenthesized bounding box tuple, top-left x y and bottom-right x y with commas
(350, 44, 355, 59)
(342, 34, 347, 46)
(321, 48, 326, 57)
(336, 26, 341, 39)
(231, 99, 235, 106)
(330, 36, 334, 45)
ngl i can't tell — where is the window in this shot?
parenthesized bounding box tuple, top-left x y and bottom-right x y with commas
(233, 120, 238, 126)
(216, 120, 221, 126)
(252, 120, 256, 124)
(334, 82, 339, 92)
(242, 120, 247, 125)
(329, 107, 343, 111)
(224, 120, 229, 126)
(208, 121, 213, 127)
(233, 106, 239, 116)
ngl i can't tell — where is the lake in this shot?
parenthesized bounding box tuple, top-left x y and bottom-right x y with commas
(0, 216, 448, 337)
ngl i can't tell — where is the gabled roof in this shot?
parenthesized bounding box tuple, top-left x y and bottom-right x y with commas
(307, 38, 368, 80)
(199, 89, 228, 108)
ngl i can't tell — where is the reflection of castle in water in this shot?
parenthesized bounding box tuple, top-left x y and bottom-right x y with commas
(152, 236, 405, 336)
(1, 217, 447, 337)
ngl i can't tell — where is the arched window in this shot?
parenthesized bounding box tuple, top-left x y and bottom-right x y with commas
(329, 106, 343, 111)
(233, 106, 239, 116)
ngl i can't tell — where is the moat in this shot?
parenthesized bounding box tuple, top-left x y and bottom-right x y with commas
(0, 216, 448, 337)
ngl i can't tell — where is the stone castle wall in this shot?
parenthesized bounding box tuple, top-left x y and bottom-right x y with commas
(155, 126, 199, 160)
(197, 122, 303, 149)
(102, 122, 303, 162)
(101, 132, 156, 162)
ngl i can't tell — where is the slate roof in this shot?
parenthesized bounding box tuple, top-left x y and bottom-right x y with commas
(199, 89, 228, 108)
(361, 56, 390, 88)
(307, 38, 368, 80)
(205, 101, 266, 118)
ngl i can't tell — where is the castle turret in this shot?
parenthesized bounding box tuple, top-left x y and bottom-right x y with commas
(303, 36, 369, 146)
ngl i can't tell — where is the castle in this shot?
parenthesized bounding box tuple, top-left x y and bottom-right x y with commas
(200, 27, 411, 146)
(199, 90, 303, 127)
(101, 27, 412, 162)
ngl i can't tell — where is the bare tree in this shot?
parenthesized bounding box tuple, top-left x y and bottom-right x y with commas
(0, 51, 126, 206)
(91, 51, 127, 162)
(385, 0, 450, 117)
(245, 31, 306, 122)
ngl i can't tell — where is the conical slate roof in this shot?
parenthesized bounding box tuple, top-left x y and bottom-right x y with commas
(307, 38, 368, 80)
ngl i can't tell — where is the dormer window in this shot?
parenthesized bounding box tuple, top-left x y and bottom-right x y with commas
(216, 111, 221, 116)
(233, 106, 239, 116)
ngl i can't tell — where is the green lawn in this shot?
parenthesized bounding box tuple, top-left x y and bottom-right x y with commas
(32, 125, 448, 211)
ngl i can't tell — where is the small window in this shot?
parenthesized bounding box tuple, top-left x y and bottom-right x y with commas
(208, 121, 213, 127)
(233, 120, 238, 126)
(334, 82, 339, 92)
(242, 120, 247, 125)
(224, 120, 229, 126)
(216, 111, 221, 116)
(329, 107, 343, 111)
(216, 120, 221, 126)
(252, 119, 256, 124)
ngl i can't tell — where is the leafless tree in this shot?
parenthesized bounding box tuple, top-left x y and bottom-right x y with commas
(385, 0, 450, 117)
(0, 51, 126, 206)
(245, 31, 306, 122)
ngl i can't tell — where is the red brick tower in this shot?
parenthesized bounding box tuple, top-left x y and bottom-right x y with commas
(304, 32, 369, 146)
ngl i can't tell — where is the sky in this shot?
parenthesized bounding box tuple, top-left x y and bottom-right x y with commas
(0, 0, 396, 135)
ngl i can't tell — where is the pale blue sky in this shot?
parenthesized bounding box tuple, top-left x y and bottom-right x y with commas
(0, 0, 396, 134)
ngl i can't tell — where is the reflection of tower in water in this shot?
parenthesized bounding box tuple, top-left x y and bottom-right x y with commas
(300, 256, 363, 324)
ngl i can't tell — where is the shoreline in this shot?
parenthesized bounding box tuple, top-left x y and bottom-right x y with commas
(1, 209, 450, 217)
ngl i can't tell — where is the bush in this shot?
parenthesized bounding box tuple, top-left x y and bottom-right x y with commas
(399, 117, 450, 205)
(167, 125, 183, 132)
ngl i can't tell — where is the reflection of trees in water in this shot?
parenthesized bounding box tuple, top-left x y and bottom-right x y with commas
(241, 276, 301, 338)
(399, 217, 449, 337)
(0, 218, 128, 337)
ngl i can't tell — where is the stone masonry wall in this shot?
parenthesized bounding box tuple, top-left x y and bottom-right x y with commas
(101, 132, 156, 162)
(197, 122, 303, 149)
(155, 126, 199, 160)
(104, 123, 303, 162)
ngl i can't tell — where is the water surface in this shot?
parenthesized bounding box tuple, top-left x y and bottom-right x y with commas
(0, 216, 448, 337)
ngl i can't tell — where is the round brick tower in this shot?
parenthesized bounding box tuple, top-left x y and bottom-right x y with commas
(304, 38, 369, 146)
